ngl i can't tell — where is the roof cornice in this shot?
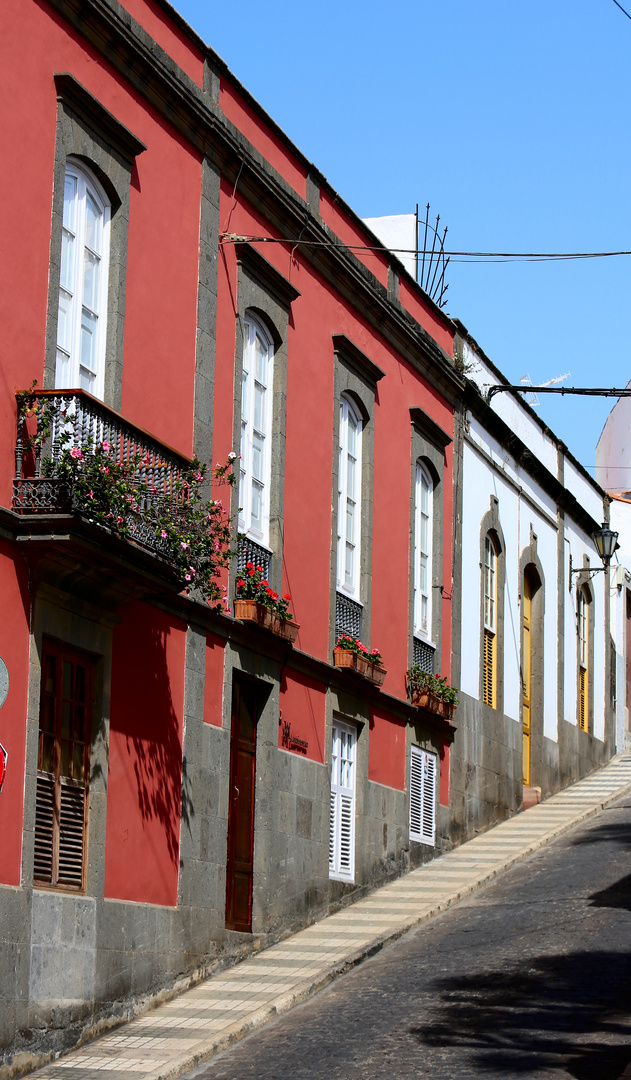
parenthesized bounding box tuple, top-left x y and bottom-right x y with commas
(45, 0, 462, 404)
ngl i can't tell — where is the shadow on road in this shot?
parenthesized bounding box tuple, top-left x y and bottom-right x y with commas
(569, 810, 631, 850)
(411, 950, 631, 1078)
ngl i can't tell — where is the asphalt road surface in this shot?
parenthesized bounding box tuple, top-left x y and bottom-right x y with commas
(184, 794, 631, 1080)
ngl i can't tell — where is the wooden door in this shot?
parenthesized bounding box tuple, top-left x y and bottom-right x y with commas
(522, 572, 532, 785)
(225, 680, 258, 932)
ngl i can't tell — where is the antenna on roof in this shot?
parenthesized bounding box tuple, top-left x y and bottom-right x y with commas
(519, 372, 570, 407)
(417, 204, 450, 309)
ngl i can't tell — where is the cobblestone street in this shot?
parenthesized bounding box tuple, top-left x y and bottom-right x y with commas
(184, 793, 631, 1080)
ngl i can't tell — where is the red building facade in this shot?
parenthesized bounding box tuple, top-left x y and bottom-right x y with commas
(0, 0, 461, 1068)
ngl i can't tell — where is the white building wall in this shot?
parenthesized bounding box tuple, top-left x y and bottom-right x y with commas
(609, 499, 631, 751)
(464, 345, 559, 476)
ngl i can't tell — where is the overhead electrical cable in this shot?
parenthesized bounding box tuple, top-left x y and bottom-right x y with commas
(613, 0, 631, 21)
(219, 232, 631, 264)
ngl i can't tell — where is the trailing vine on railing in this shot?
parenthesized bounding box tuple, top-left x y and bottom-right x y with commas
(16, 386, 238, 610)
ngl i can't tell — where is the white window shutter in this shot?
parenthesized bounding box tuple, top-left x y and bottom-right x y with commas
(328, 788, 336, 872)
(410, 746, 436, 847)
(329, 721, 356, 881)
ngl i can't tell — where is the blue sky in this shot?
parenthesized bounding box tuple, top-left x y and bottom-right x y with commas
(175, 0, 631, 479)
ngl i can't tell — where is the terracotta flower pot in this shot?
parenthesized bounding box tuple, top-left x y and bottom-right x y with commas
(409, 686, 456, 719)
(366, 662, 386, 687)
(333, 648, 385, 686)
(234, 599, 299, 643)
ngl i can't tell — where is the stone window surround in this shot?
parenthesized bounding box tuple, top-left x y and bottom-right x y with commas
(575, 568, 595, 735)
(408, 407, 452, 666)
(23, 587, 114, 897)
(231, 243, 299, 598)
(330, 335, 385, 654)
(44, 73, 146, 412)
(519, 533, 545, 786)
(478, 497, 506, 712)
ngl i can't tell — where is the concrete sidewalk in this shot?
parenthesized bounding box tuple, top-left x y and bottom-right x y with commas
(31, 752, 631, 1080)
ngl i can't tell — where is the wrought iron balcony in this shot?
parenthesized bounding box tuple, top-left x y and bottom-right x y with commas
(13, 390, 191, 560)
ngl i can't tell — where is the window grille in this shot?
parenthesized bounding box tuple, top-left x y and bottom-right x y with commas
(413, 636, 435, 673)
(237, 535, 272, 582)
(335, 591, 363, 640)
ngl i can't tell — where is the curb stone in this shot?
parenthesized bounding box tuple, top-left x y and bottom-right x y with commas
(26, 752, 631, 1080)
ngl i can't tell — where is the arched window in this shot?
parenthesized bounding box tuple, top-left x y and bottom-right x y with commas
(337, 394, 362, 597)
(239, 313, 274, 545)
(483, 532, 499, 707)
(578, 584, 590, 731)
(55, 160, 110, 399)
(414, 462, 433, 640)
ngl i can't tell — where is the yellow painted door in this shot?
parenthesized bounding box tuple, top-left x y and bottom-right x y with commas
(522, 573, 532, 785)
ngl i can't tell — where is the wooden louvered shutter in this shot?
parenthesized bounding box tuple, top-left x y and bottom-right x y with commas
(410, 746, 436, 847)
(57, 782, 86, 887)
(329, 721, 356, 881)
(34, 642, 91, 891)
(34, 775, 55, 882)
(579, 667, 587, 731)
(483, 628, 495, 707)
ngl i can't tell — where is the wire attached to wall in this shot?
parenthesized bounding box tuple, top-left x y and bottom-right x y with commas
(219, 231, 631, 265)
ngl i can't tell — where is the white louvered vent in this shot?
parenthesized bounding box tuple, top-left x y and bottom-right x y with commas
(409, 746, 436, 847)
(329, 720, 356, 881)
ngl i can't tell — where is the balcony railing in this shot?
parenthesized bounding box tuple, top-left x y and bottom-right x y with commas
(13, 390, 191, 560)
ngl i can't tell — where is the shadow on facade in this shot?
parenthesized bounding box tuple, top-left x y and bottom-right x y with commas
(411, 950, 631, 1079)
(115, 618, 192, 869)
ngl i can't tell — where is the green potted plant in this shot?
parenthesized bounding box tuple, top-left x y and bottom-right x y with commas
(405, 666, 458, 719)
(334, 635, 386, 687)
(234, 563, 299, 643)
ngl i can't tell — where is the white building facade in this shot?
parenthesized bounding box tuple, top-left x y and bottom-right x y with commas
(451, 325, 613, 840)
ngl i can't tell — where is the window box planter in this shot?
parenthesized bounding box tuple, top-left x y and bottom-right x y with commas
(234, 598, 299, 643)
(409, 688, 456, 721)
(333, 647, 386, 686)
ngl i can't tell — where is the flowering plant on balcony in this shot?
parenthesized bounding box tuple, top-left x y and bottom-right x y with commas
(53, 438, 236, 609)
(335, 634, 383, 667)
(405, 666, 459, 706)
(235, 563, 293, 620)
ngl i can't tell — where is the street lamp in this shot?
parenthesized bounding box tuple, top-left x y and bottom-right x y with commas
(569, 522, 619, 583)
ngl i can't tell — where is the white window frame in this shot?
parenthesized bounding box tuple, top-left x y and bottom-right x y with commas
(414, 461, 433, 640)
(484, 534, 497, 633)
(329, 720, 356, 881)
(55, 159, 110, 400)
(239, 313, 274, 546)
(337, 395, 362, 598)
(409, 745, 436, 846)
